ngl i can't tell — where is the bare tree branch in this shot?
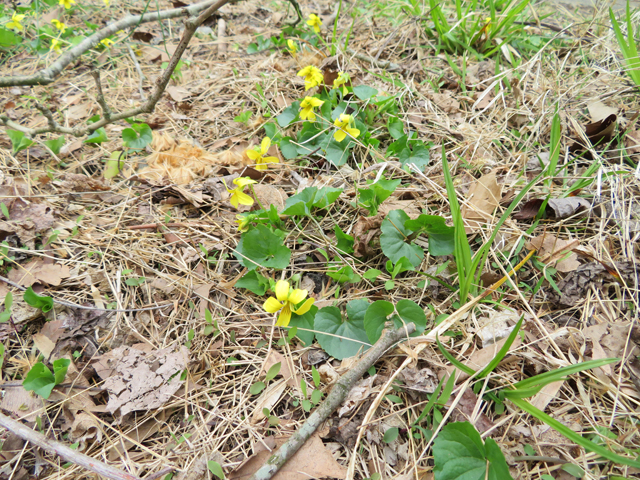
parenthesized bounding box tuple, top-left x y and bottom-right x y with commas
(0, 0, 235, 138)
(0, 411, 146, 480)
(247, 323, 417, 480)
(0, 0, 224, 88)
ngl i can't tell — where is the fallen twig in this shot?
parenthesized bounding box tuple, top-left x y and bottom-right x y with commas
(0, 0, 237, 137)
(247, 323, 416, 480)
(0, 411, 146, 480)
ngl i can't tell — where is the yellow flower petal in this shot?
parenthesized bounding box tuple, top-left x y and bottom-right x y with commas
(346, 126, 360, 139)
(288, 288, 308, 305)
(276, 305, 292, 326)
(264, 297, 284, 313)
(254, 162, 268, 171)
(260, 137, 271, 155)
(234, 190, 254, 207)
(234, 177, 257, 188)
(263, 156, 280, 164)
(275, 280, 290, 302)
(334, 129, 347, 142)
(292, 297, 315, 316)
(246, 149, 261, 161)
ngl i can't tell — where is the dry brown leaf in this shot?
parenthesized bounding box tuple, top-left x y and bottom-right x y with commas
(338, 375, 375, 417)
(166, 86, 192, 102)
(530, 381, 564, 411)
(525, 234, 580, 272)
(60, 173, 110, 192)
(94, 345, 189, 417)
(252, 184, 287, 212)
(139, 133, 250, 184)
(446, 334, 522, 381)
(69, 412, 103, 451)
(8, 258, 70, 287)
(251, 378, 287, 424)
(230, 433, 347, 480)
(461, 170, 501, 233)
(260, 350, 300, 389)
(32, 333, 56, 361)
(431, 92, 460, 113)
(0, 385, 42, 423)
(547, 197, 590, 219)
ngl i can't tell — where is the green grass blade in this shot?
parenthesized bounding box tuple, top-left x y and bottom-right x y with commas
(437, 336, 476, 376)
(476, 315, 523, 378)
(511, 397, 640, 468)
(513, 358, 619, 390)
(412, 375, 446, 425)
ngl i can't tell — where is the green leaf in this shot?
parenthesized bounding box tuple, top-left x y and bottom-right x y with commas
(313, 187, 342, 209)
(104, 151, 125, 179)
(122, 123, 152, 150)
(380, 210, 424, 268)
(279, 137, 299, 159)
(326, 264, 360, 284)
(235, 270, 270, 295)
(433, 422, 513, 480)
(0, 28, 21, 48)
(44, 137, 65, 155)
(207, 461, 225, 480)
(398, 143, 430, 170)
(353, 85, 379, 100)
(0, 203, 9, 220)
(282, 187, 343, 216)
(387, 116, 405, 140)
(0, 291, 12, 323)
(265, 362, 281, 382)
(405, 214, 455, 256)
(23, 287, 53, 313)
(394, 299, 426, 335)
(52, 358, 70, 385)
(287, 305, 317, 346)
(315, 299, 371, 360)
(364, 300, 394, 343)
(235, 225, 291, 271)
(334, 225, 354, 254)
(234, 110, 252, 124)
(324, 139, 351, 166)
(311, 365, 320, 387)
(363, 269, 381, 280)
(311, 388, 323, 404)
(6, 130, 34, 154)
(276, 102, 300, 127)
(561, 464, 585, 478)
(84, 128, 108, 144)
(23, 363, 56, 399)
(383, 427, 399, 443)
(250, 381, 266, 395)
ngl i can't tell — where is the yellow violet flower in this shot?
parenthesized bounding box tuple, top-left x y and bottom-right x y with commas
(263, 280, 314, 327)
(297, 65, 323, 91)
(224, 177, 256, 209)
(7, 12, 25, 32)
(245, 137, 279, 171)
(236, 214, 251, 232)
(100, 38, 114, 48)
(104, 0, 110, 5)
(333, 71, 350, 96)
(306, 14, 322, 33)
(51, 19, 67, 33)
(333, 114, 360, 142)
(287, 39, 297, 57)
(59, 0, 76, 9)
(299, 96, 324, 122)
(50, 38, 62, 55)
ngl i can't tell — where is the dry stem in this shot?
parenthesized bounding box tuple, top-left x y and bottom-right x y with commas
(247, 323, 416, 480)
